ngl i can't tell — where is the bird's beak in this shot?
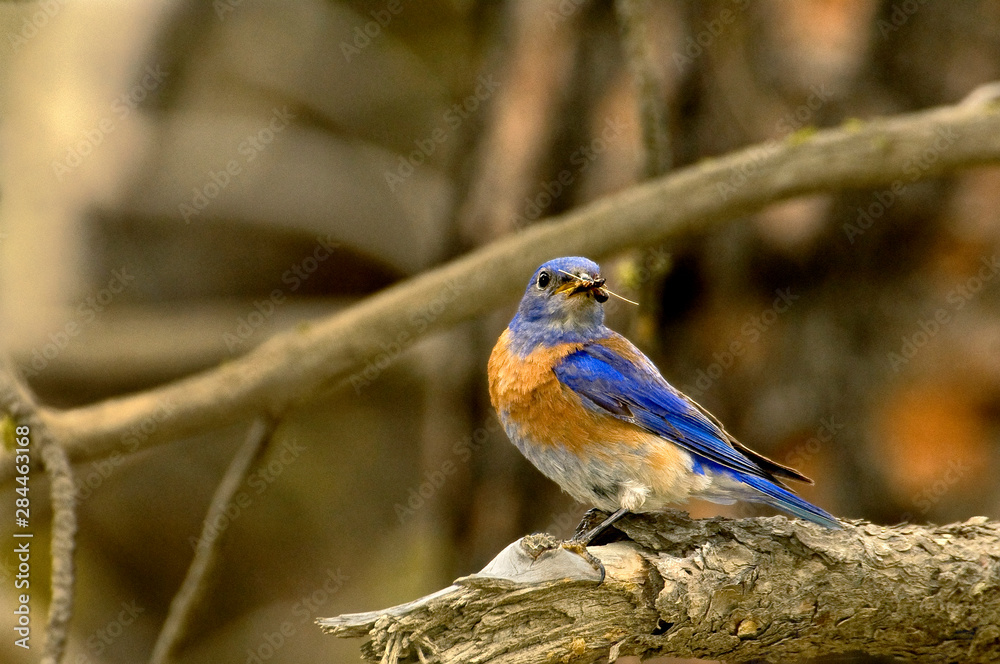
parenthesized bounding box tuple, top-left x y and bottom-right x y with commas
(556, 276, 610, 303)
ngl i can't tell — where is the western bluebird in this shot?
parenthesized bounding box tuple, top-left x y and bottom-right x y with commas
(488, 256, 839, 542)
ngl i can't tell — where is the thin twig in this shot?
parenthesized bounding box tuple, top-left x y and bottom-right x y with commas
(6, 90, 1000, 476)
(147, 418, 274, 664)
(0, 362, 77, 664)
(39, 442, 76, 664)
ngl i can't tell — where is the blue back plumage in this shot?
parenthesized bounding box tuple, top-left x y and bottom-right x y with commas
(554, 341, 840, 529)
(556, 344, 768, 478)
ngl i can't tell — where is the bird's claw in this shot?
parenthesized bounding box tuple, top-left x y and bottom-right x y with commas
(559, 540, 606, 583)
(518, 533, 606, 583)
(471, 533, 605, 584)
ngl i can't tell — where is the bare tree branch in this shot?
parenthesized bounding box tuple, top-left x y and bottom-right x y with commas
(8, 89, 1000, 477)
(319, 511, 1000, 663)
(38, 443, 76, 664)
(615, 0, 672, 176)
(0, 363, 77, 664)
(148, 418, 274, 664)
(456, 0, 582, 245)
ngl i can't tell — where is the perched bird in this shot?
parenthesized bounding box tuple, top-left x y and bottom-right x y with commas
(488, 256, 839, 542)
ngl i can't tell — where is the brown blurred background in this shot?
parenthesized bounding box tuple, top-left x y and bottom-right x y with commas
(1, 1, 1000, 662)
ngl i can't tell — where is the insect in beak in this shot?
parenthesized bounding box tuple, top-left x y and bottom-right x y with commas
(555, 269, 637, 305)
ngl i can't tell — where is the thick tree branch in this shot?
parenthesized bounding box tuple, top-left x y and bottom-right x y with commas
(10, 89, 1000, 473)
(319, 511, 1000, 663)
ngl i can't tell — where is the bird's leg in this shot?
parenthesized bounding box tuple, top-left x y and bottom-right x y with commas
(573, 507, 630, 545)
(562, 507, 631, 582)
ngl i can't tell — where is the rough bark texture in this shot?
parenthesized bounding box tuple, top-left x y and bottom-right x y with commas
(320, 511, 1000, 663)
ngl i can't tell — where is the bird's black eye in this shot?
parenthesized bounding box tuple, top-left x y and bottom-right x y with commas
(537, 271, 550, 288)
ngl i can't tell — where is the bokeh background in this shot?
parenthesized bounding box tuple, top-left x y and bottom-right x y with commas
(2, 1, 1000, 662)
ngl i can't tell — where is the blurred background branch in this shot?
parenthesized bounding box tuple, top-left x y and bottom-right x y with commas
(615, 0, 672, 177)
(2, 2, 1000, 663)
(148, 417, 273, 664)
(15, 92, 1000, 475)
(1, 364, 76, 664)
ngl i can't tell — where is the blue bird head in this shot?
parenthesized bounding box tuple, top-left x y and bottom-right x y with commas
(508, 257, 609, 353)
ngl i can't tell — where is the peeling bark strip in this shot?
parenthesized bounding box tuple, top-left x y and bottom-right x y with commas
(320, 512, 1000, 663)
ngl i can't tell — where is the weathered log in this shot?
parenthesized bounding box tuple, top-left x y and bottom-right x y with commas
(320, 511, 1000, 663)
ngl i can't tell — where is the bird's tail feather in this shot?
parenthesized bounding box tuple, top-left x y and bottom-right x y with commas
(738, 473, 841, 529)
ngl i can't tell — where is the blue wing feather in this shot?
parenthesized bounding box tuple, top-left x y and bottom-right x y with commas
(553, 340, 840, 529)
(554, 343, 767, 478)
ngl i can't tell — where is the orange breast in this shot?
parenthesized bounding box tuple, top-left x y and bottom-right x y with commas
(488, 328, 704, 508)
(488, 329, 650, 458)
